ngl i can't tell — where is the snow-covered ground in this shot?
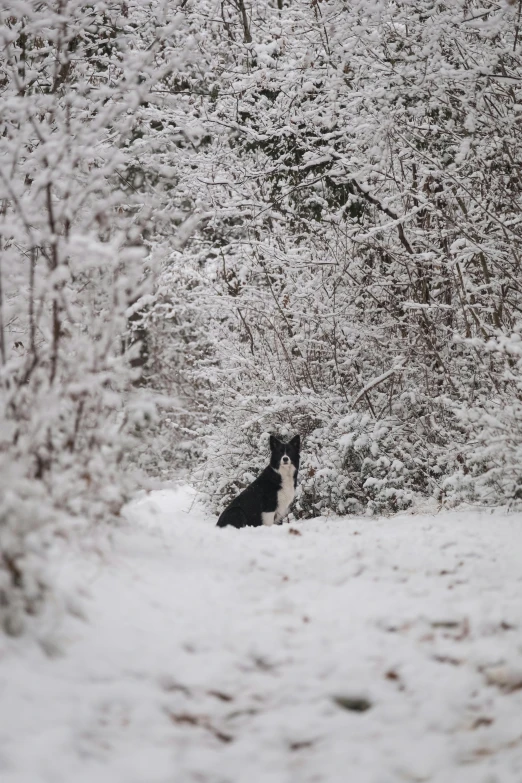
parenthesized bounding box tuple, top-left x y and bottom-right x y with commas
(1, 488, 522, 783)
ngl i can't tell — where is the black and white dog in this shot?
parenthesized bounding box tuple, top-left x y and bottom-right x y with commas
(216, 435, 300, 528)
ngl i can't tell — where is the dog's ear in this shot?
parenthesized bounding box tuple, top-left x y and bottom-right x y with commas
(269, 434, 279, 451)
(289, 434, 300, 451)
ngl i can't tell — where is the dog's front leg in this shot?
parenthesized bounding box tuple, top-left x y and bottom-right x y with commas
(274, 507, 289, 524)
(261, 512, 275, 526)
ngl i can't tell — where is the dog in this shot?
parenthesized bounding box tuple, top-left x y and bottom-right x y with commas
(216, 435, 300, 528)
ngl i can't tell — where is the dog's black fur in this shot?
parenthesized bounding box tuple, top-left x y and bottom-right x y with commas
(216, 435, 300, 528)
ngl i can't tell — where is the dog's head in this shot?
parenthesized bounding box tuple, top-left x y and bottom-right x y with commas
(269, 434, 300, 474)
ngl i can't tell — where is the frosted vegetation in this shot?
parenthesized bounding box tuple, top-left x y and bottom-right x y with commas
(1, 0, 522, 632)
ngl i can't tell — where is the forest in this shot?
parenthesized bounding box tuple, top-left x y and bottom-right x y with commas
(1, 0, 522, 625)
(3, 3, 522, 781)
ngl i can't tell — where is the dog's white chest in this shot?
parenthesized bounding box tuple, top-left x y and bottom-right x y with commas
(276, 467, 295, 520)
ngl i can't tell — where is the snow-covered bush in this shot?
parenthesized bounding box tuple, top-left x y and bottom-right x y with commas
(132, 264, 220, 478)
(0, 1, 195, 634)
(153, 0, 522, 515)
(445, 331, 522, 506)
(200, 389, 460, 518)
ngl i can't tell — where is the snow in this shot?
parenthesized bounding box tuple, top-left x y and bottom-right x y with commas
(1, 488, 522, 783)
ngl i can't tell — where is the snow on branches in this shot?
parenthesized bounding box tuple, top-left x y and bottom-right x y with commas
(151, 0, 522, 514)
(1, 0, 522, 634)
(0, 1, 194, 634)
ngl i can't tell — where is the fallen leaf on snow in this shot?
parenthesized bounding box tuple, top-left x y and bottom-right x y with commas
(484, 666, 522, 693)
(333, 695, 372, 713)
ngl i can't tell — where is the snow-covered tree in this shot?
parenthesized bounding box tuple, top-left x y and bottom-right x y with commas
(149, 0, 522, 514)
(2, 0, 522, 638)
(0, 0, 197, 634)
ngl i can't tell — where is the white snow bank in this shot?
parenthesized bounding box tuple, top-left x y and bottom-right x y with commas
(1, 488, 522, 783)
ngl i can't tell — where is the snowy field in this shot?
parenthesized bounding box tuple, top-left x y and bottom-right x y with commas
(1, 488, 522, 783)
